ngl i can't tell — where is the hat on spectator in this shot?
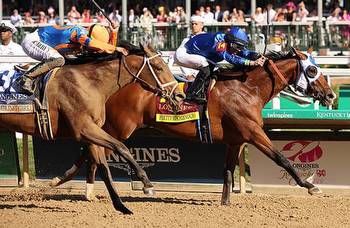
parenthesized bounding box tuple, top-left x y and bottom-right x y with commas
(190, 15, 205, 23)
(286, 1, 297, 10)
(0, 21, 17, 33)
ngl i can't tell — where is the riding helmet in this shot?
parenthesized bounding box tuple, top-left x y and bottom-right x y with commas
(224, 27, 249, 51)
(88, 24, 110, 43)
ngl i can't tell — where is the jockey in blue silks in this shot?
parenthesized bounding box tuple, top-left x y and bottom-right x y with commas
(175, 27, 266, 104)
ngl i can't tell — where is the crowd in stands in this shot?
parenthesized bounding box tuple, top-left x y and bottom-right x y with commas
(6, 1, 350, 28)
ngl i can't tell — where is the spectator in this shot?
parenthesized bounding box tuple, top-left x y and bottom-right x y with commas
(67, 6, 81, 23)
(156, 6, 168, 22)
(194, 9, 201, 16)
(214, 5, 223, 22)
(47, 6, 57, 24)
(109, 9, 122, 24)
(168, 7, 177, 22)
(327, 7, 342, 21)
(222, 10, 231, 22)
(10, 9, 22, 26)
(81, 9, 93, 23)
(236, 10, 245, 23)
(230, 8, 238, 22)
(96, 11, 108, 24)
(297, 1, 309, 22)
(0, 21, 26, 71)
(285, 1, 297, 21)
(342, 9, 350, 21)
(274, 8, 286, 22)
(252, 7, 265, 24)
(177, 6, 187, 24)
(23, 12, 34, 25)
(128, 9, 138, 28)
(140, 8, 154, 34)
(263, 4, 276, 23)
(203, 6, 214, 23)
(37, 11, 48, 24)
(199, 6, 205, 17)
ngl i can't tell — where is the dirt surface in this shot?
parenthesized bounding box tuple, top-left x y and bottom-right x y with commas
(1, 182, 350, 228)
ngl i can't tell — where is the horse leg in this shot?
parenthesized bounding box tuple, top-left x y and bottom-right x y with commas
(250, 127, 321, 194)
(221, 144, 240, 205)
(51, 149, 88, 187)
(80, 122, 154, 195)
(85, 152, 98, 201)
(89, 144, 132, 214)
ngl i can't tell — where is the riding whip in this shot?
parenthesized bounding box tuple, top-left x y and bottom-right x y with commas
(91, 0, 113, 26)
(263, 6, 270, 55)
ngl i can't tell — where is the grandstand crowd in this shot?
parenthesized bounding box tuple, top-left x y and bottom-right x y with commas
(5, 0, 350, 27)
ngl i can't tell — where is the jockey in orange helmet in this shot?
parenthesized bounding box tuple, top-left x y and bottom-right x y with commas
(14, 23, 128, 94)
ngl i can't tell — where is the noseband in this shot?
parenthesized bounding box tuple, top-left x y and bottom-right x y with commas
(121, 52, 179, 99)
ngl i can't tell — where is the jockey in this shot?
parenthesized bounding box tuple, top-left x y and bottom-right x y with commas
(175, 26, 266, 104)
(14, 23, 128, 94)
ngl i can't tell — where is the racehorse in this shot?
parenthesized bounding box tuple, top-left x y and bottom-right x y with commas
(0, 42, 184, 214)
(52, 48, 335, 205)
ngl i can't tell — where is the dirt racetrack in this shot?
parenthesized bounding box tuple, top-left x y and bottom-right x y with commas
(1, 182, 350, 228)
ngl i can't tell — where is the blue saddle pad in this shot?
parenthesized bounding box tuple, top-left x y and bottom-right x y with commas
(0, 69, 35, 113)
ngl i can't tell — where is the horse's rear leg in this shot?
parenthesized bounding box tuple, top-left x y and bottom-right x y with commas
(51, 150, 88, 187)
(221, 144, 240, 205)
(251, 127, 321, 194)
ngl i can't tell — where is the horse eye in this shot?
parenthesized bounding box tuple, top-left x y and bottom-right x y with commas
(306, 66, 317, 78)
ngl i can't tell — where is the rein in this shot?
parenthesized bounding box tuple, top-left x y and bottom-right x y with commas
(267, 59, 288, 87)
(121, 53, 179, 98)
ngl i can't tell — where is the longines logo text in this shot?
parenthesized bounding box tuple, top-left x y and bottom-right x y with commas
(107, 147, 181, 163)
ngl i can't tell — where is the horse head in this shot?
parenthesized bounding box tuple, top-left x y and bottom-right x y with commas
(138, 41, 186, 102)
(291, 48, 336, 106)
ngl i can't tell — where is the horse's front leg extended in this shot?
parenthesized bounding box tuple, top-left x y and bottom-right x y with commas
(250, 127, 321, 195)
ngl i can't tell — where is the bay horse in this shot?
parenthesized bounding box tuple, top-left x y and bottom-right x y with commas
(53, 48, 335, 205)
(0, 42, 184, 214)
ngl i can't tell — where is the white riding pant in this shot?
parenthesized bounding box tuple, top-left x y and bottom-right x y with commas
(174, 46, 209, 70)
(21, 30, 63, 61)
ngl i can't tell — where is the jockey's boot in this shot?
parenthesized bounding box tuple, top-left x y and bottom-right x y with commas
(184, 65, 211, 104)
(13, 58, 64, 95)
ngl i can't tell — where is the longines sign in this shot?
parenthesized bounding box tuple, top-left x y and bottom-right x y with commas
(34, 130, 226, 182)
(249, 141, 350, 187)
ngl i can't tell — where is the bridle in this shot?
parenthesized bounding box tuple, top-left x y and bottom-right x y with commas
(266, 51, 319, 99)
(121, 52, 179, 99)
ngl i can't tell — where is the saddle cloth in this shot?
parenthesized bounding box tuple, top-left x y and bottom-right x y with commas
(0, 69, 56, 114)
(0, 69, 35, 113)
(156, 83, 201, 123)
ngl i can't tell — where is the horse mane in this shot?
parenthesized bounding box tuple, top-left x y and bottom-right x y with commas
(264, 49, 294, 61)
(65, 40, 145, 65)
(216, 49, 295, 81)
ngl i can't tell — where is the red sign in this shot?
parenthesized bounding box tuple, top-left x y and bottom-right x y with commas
(281, 141, 323, 163)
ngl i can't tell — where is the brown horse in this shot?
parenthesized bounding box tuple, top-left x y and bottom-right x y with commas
(53, 49, 335, 204)
(0, 42, 184, 214)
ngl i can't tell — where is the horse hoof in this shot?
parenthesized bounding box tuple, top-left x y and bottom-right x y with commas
(221, 200, 231, 206)
(308, 186, 322, 195)
(50, 177, 61, 187)
(85, 194, 98, 202)
(143, 187, 156, 196)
